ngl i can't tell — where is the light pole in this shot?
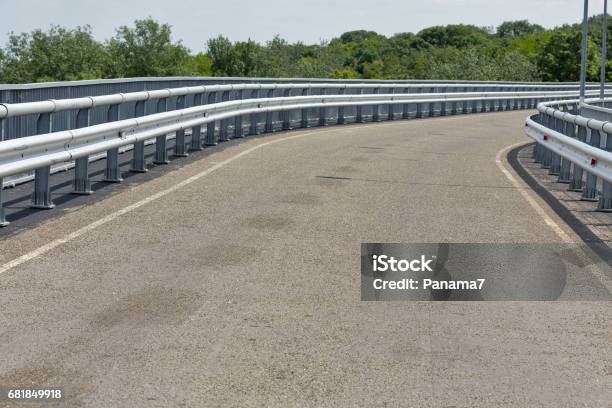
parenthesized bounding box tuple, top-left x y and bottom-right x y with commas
(601, 0, 608, 100)
(580, 0, 589, 104)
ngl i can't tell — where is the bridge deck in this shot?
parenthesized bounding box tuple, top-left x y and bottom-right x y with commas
(0, 111, 610, 407)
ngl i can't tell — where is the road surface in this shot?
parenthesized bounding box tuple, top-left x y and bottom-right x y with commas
(0, 111, 610, 407)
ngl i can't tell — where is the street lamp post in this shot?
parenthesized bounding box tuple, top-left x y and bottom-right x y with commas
(601, 0, 608, 100)
(580, 0, 589, 105)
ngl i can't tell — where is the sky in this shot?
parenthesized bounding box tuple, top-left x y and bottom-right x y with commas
(0, 0, 607, 52)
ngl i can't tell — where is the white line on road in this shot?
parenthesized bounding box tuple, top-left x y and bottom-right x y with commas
(495, 141, 573, 243)
(0, 130, 330, 276)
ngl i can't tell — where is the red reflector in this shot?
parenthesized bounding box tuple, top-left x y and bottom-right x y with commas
(591, 158, 598, 166)
(543, 135, 549, 141)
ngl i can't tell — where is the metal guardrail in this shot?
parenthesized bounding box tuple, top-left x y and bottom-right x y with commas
(2, 77, 610, 140)
(524, 98, 612, 212)
(0, 81, 608, 227)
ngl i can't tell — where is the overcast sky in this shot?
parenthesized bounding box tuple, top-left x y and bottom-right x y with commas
(0, 0, 606, 52)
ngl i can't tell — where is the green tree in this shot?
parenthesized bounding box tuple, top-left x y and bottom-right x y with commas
(497, 20, 545, 37)
(105, 18, 191, 78)
(207, 35, 241, 76)
(0, 25, 107, 83)
(537, 27, 599, 82)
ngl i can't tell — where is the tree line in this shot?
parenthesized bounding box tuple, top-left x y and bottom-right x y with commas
(0, 16, 610, 84)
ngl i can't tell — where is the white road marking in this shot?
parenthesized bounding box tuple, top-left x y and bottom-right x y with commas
(497, 142, 612, 294)
(0, 130, 329, 276)
(495, 141, 573, 243)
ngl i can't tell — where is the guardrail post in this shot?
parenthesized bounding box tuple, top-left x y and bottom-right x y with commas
(372, 88, 380, 122)
(174, 95, 188, 156)
(72, 107, 93, 195)
(569, 125, 587, 191)
(153, 98, 170, 164)
(249, 89, 261, 135)
(440, 95, 447, 117)
(318, 88, 327, 126)
(356, 88, 365, 123)
(581, 129, 601, 201)
(265, 89, 274, 133)
(130, 100, 148, 172)
(220, 91, 230, 141)
(191, 93, 204, 149)
(337, 88, 346, 124)
(402, 88, 410, 119)
(0, 119, 6, 227)
(31, 113, 55, 208)
(387, 88, 395, 120)
(234, 90, 245, 137)
(301, 88, 310, 128)
(104, 104, 124, 181)
(428, 87, 436, 117)
(281, 89, 291, 130)
(0, 176, 7, 227)
(206, 92, 218, 146)
(558, 122, 574, 183)
(597, 132, 612, 211)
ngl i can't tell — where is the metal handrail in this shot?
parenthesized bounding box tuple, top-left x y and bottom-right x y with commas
(524, 97, 612, 211)
(0, 82, 606, 226)
(3, 84, 612, 119)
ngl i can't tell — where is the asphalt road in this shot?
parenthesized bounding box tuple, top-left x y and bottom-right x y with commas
(0, 111, 611, 407)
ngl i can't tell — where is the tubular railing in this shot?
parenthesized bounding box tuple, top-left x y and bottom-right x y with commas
(524, 98, 612, 212)
(0, 81, 609, 227)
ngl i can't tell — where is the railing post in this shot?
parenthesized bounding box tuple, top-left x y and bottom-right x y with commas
(130, 100, 148, 172)
(301, 88, 310, 128)
(337, 88, 346, 124)
(174, 95, 188, 156)
(206, 92, 218, 146)
(569, 125, 587, 191)
(558, 121, 573, 183)
(0, 119, 6, 227)
(402, 87, 410, 119)
(597, 130, 612, 211)
(233, 90, 245, 137)
(104, 104, 124, 182)
(428, 87, 435, 117)
(318, 88, 327, 126)
(73, 107, 93, 194)
(191, 93, 204, 149)
(265, 89, 274, 133)
(0, 176, 6, 227)
(356, 88, 365, 123)
(282, 89, 291, 131)
(219, 91, 230, 141)
(387, 88, 395, 120)
(153, 98, 169, 164)
(31, 113, 54, 208)
(440, 94, 447, 117)
(581, 128, 600, 201)
(249, 89, 261, 135)
(372, 88, 380, 122)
